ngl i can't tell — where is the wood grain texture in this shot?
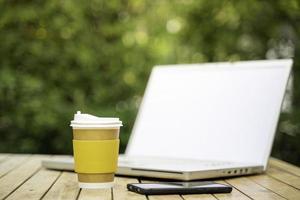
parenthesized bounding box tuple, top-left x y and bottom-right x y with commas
(113, 177, 147, 200)
(5, 169, 60, 200)
(250, 174, 300, 200)
(182, 194, 217, 200)
(148, 195, 183, 200)
(42, 172, 80, 200)
(269, 158, 300, 177)
(0, 153, 10, 163)
(78, 188, 111, 200)
(0, 154, 300, 200)
(267, 167, 300, 189)
(0, 154, 29, 178)
(214, 180, 251, 200)
(0, 155, 49, 199)
(225, 177, 285, 200)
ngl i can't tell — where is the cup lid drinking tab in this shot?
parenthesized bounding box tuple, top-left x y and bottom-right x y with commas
(70, 111, 122, 128)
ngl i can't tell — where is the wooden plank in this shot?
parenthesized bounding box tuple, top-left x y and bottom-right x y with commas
(113, 177, 147, 200)
(250, 174, 300, 200)
(0, 155, 49, 199)
(182, 194, 217, 200)
(225, 177, 285, 200)
(267, 167, 300, 189)
(0, 154, 29, 178)
(269, 158, 300, 177)
(148, 194, 183, 200)
(51, 155, 73, 159)
(214, 180, 251, 200)
(141, 179, 183, 200)
(5, 169, 60, 200)
(78, 188, 111, 200)
(0, 153, 10, 163)
(42, 172, 80, 200)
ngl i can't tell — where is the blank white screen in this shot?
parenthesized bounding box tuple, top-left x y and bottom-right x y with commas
(126, 60, 292, 167)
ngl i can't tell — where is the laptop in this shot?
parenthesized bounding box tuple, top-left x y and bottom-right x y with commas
(42, 59, 293, 180)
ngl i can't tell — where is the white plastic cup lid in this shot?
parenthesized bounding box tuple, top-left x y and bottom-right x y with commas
(70, 111, 122, 128)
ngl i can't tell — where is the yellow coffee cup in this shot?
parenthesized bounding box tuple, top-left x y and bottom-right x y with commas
(71, 111, 122, 189)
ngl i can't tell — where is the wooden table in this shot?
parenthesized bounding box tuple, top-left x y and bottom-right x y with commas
(0, 154, 299, 200)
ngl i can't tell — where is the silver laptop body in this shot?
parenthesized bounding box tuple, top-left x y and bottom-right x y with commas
(43, 59, 293, 180)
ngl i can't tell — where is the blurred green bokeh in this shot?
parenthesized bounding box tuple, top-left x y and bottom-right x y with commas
(0, 0, 299, 166)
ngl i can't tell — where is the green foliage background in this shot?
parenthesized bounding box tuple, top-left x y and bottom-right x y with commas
(0, 0, 299, 165)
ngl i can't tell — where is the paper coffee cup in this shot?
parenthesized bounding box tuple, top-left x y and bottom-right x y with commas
(71, 111, 122, 189)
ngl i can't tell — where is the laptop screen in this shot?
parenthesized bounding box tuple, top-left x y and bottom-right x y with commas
(126, 60, 292, 167)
